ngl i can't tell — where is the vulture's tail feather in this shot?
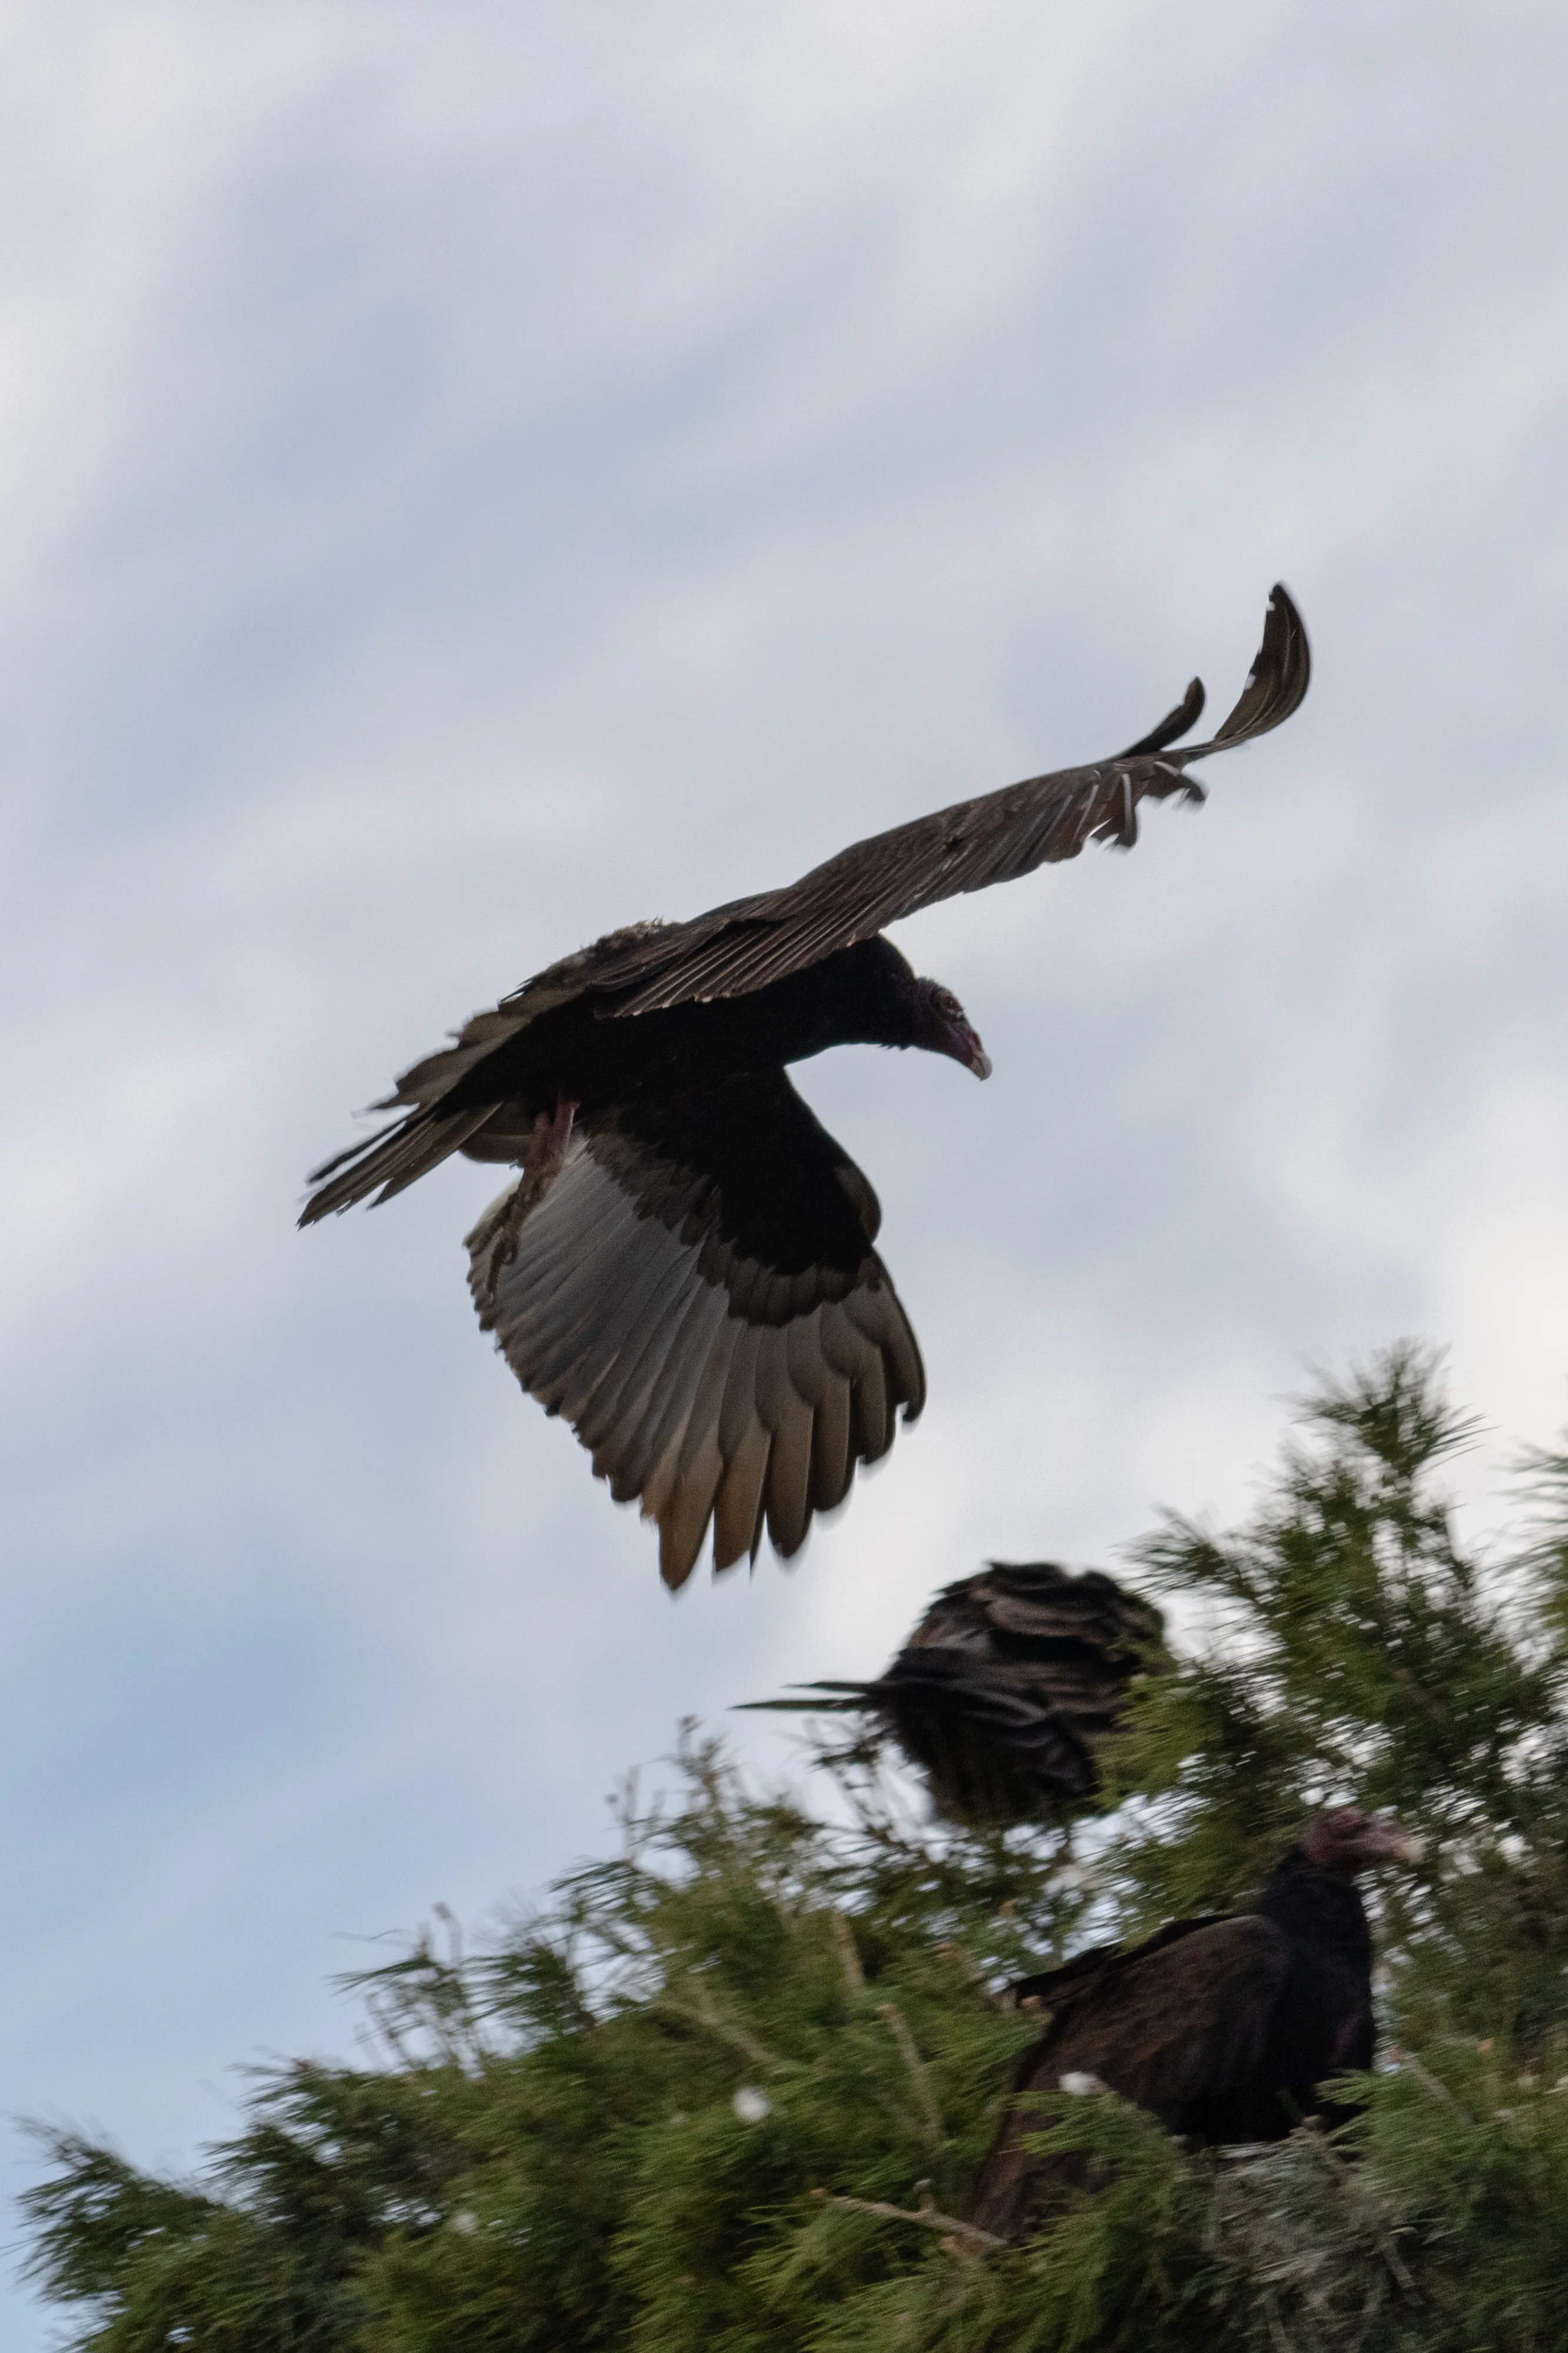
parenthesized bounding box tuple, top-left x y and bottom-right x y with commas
(299, 1104, 496, 1222)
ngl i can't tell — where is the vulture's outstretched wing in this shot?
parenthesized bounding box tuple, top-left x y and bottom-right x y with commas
(300, 585, 1308, 1227)
(596, 584, 1309, 1015)
(969, 1915, 1289, 2241)
(468, 1069, 923, 1588)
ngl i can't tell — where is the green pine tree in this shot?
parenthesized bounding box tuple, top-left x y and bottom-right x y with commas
(22, 1345, 1568, 2351)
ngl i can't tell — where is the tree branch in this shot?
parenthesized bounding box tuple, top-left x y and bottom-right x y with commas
(653, 1978, 775, 2072)
(811, 2185, 1001, 2250)
(830, 1909, 865, 1994)
(878, 2002, 945, 2150)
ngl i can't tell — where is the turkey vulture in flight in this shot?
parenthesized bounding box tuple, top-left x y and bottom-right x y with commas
(748, 1561, 1168, 1820)
(302, 588, 1309, 1588)
(968, 1806, 1421, 2242)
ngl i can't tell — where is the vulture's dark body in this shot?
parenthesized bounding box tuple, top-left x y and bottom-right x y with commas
(1210, 1852, 1376, 2139)
(445, 939, 920, 1140)
(970, 1827, 1396, 2244)
(750, 1561, 1167, 1819)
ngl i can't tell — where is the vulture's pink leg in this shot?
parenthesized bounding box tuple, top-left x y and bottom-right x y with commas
(478, 1099, 579, 1308)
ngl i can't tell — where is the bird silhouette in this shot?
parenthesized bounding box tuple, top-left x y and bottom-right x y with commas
(969, 1806, 1421, 2242)
(748, 1559, 1167, 1819)
(303, 589, 1309, 1587)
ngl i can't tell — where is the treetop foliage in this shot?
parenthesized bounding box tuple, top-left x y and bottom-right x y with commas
(22, 1345, 1568, 2349)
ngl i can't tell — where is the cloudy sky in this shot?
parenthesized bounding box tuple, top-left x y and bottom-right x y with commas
(4, 2, 1566, 2335)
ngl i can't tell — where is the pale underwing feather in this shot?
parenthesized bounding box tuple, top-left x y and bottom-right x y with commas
(467, 1089, 922, 1587)
(712, 1420, 772, 1573)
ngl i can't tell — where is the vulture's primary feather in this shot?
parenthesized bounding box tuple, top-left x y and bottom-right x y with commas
(746, 1561, 1168, 1819)
(302, 588, 1310, 1587)
(968, 1807, 1422, 2243)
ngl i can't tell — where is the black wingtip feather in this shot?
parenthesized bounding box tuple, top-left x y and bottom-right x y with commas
(1119, 674, 1206, 759)
(1211, 582, 1311, 746)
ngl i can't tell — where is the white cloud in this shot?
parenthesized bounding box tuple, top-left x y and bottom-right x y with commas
(4, 6, 1568, 2340)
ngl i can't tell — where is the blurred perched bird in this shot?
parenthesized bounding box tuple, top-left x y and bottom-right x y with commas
(749, 1560, 1167, 1821)
(969, 1807, 1423, 2242)
(302, 590, 1309, 1588)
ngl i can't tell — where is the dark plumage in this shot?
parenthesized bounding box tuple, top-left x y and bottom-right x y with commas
(749, 1561, 1168, 1820)
(302, 588, 1309, 1588)
(969, 1807, 1422, 2242)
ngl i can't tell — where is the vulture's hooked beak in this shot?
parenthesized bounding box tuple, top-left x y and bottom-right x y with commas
(936, 1021, 991, 1079)
(944, 1014, 992, 1081)
(918, 980, 992, 1079)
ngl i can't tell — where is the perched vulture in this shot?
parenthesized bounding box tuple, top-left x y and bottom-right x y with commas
(748, 1561, 1167, 1820)
(302, 588, 1309, 1588)
(969, 1807, 1422, 2242)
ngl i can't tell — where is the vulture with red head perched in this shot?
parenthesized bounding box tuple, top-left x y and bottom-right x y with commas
(302, 588, 1309, 1588)
(969, 1806, 1423, 2243)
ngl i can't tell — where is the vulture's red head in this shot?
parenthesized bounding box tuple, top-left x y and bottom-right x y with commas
(915, 979, 992, 1079)
(1300, 1805, 1423, 1875)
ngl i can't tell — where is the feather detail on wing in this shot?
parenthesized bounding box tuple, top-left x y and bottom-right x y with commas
(300, 589, 1307, 1222)
(1021, 1915, 1289, 2117)
(465, 1072, 925, 1588)
(598, 585, 1309, 1014)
